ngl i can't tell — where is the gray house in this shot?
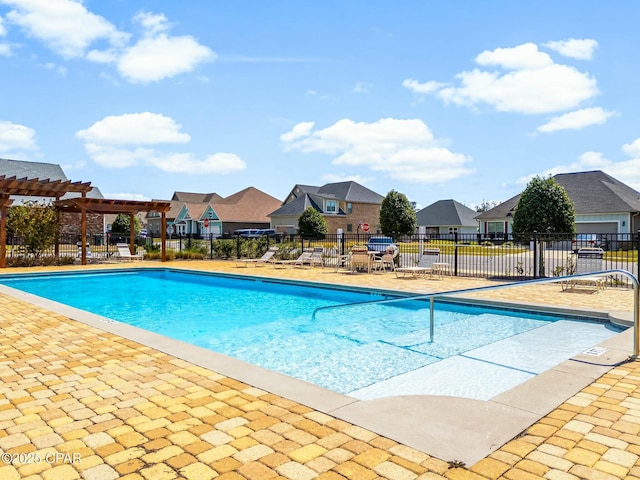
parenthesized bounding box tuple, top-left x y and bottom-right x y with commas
(416, 199, 478, 235)
(475, 170, 640, 237)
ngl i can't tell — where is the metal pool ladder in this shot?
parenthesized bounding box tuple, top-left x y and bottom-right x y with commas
(311, 269, 640, 358)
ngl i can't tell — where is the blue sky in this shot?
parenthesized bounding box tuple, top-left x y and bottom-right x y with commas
(1, 1, 639, 209)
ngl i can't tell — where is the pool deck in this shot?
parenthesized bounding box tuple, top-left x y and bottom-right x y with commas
(0, 259, 639, 479)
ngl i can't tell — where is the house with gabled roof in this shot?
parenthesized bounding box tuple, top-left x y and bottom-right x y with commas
(416, 199, 478, 235)
(0, 158, 105, 236)
(269, 181, 385, 234)
(146, 187, 282, 237)
(475, 170, 640, 237)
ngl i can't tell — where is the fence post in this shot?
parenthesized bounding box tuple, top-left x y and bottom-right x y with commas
(637, 230, 640, 279)
(532, 231, 538, 278)
(210, 234, 214, 259)
(236, 234, 241, 259)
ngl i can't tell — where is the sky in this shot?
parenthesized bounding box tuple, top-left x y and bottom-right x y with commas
(1, 0, 639, 210)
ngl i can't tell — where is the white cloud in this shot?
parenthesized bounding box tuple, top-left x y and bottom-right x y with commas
(105, 192, 152, 201)
(516, 143, 640, 192)
(279, 121, 314, 143)
(116, 11, 214, 83)
(76, 112, 191, 145)
(147, 152, 246, 174)
(76, 113, 246, 174)
(353, 81, 372, 94)
(537, 107, 617, 133)
(2, 0, 129, 58)
(321, 173, 375, 184)
(281, 118, 473, 184)
(0, 43, 10, 55)
(0, 15, 6, 35)
(0, 120, 37, 154)
(544, 38, 598, 60)
(402, 78, 445, 94)
(41, 62, 67, 76)
(1, 2, 213, 83)
(404, 41, 598, 114)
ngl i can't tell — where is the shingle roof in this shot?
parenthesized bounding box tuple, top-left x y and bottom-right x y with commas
(416, 199, 478, 227)
(269, 194, 322, 217)
(212, 187, 282, 222)
(0, 157, 103, 200)
(171, 191, 223, 203)
(475, 170, 640, 219)
(285, 181, 383, 206)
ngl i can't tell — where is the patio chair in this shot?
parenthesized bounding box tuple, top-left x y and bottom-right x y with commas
(561, 247, 607, 292)
(272, 249, 314, 268)
(235, 246, 278, 267)
(350, 245, 372, 273)
(115, 243, 144, 261)
(395, 248, 441, 278)
(372, 247, 397, 273)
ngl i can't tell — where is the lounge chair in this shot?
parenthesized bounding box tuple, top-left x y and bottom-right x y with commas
(115, 243, 144, 261)
(310, 246, 325, 267)
(395, 248, 441, 278)
(235, 246, 278, 267)
(561, 248, 607, 292)
(272, 249, 314, 268)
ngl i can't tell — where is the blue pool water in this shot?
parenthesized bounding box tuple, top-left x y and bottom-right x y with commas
(0, 269, 623, 400)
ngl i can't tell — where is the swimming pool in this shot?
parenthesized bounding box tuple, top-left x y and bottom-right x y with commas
(0, 268, 623, 400)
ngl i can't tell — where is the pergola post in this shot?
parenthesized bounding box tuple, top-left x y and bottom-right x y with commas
(161, 212, 167, 262)
(81, 202, 87, 266)
(129, 214, 135, 254)
(0, 205, 6, 268)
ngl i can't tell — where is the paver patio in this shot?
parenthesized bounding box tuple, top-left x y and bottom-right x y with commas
(0, 259, 639, 479)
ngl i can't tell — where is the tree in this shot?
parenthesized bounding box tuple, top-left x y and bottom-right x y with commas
(111, 214, 141, 235)
(297, 207, 328, 240)
(7, 201, 60, 257)
(512, 175, 575, 276)
(379, 190, 417, 241)
(475, 199, 501, 213)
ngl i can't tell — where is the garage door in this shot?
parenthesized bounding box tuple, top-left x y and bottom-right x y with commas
(576, 222, 618, 234)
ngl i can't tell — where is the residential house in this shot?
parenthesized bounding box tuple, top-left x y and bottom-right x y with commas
(146, 187, 281, 237)
(0, 158, 105, 236)
(269, 181, 384, 234)
(416, 199, 478, 235)
(475, 170, 640, 238)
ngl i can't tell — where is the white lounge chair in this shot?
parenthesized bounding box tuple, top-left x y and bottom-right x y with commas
(235, 246, 278, 267)
(562, 248, 607, 292)
(272, 249, 314, 268)
(395, 248, 442, 278)
(115, 243, 144, 261)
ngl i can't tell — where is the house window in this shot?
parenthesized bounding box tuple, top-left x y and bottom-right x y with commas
(326, 200, 337, 213)
(449, 227, 458, 234)
(347, 203, 352, 214)
(487, 222, 505, 234)
(346, 224, 353, 232)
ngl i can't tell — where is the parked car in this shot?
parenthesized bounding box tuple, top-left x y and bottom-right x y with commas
(139, 229, 147, 238)
(366, 236, 398, 256)
(572, 233, 606, 253)
(233, 228, 259, 238)
(244, 229, 282, 241)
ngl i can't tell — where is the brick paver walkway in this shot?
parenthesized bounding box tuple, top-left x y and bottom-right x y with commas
(0, 260, 639, 479)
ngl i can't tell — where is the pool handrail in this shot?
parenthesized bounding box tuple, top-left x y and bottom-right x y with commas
(311, 269, 640, 358)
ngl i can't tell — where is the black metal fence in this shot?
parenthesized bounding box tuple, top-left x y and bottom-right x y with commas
(7, 231, 640, 286)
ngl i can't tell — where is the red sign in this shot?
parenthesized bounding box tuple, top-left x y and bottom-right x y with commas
(204, 219, 209, 228)
(362, 223, 370, 232)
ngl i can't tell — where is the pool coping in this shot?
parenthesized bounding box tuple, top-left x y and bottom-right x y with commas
(0, 267, 633, 465)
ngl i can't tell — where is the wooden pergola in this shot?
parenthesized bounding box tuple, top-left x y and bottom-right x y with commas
(54, 197, 172, 265)
(0, 175, 171, 267)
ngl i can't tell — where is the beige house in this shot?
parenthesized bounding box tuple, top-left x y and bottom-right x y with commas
(269, 181, 384, 234)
